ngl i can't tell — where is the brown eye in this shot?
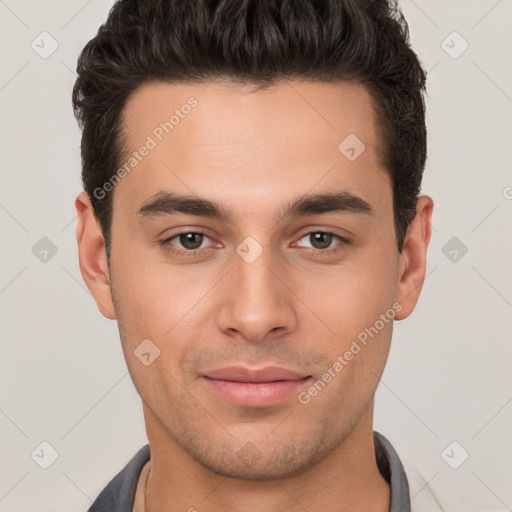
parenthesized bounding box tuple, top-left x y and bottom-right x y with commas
(176, 232, 205, 250)
(299, 231, 351, 256)
(308, 232, 334, 250)
(161, 231, 215, 256)
(297, 231, 348, 252)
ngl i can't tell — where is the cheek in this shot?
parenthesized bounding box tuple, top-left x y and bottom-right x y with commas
(111, 270, 195, 405)
(299, 310, 394, 418)
(110, 257, 219, 384)
(295, 250, 398, 340)
(111, 242, 208, 331)
(292, 243, 397, 402)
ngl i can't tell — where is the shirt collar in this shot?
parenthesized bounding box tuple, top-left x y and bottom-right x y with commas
(374, 430, 411, 511)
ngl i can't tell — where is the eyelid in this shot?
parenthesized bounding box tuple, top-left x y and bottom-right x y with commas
(161, 230, 217, 254)
(296, 231, 346, 244)
(161, 228, 351, 257)
(293, 230, 351, 252)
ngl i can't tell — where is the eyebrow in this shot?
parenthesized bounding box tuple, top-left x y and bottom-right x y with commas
(134, 189, 374, 222)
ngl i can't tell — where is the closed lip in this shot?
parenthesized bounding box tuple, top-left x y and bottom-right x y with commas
(202, 366, 311, 383)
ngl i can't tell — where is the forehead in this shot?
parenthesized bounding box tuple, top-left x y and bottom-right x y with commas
(114, 79, 391, 221)
(122, 79, 380, 151)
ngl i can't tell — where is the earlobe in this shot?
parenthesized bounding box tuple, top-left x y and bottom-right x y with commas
(75, 191, 116, 320)
(395, 195, 434, 321)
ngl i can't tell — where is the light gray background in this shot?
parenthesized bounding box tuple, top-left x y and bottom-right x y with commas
(1, 1, 511, 511)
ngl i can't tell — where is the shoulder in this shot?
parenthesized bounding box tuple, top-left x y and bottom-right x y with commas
(374, 432, 472, 512)
(402, 461, 473, 512)
(87, 444, 151, 512)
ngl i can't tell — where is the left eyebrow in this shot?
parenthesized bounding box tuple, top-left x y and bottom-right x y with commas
(276, 189, 375, 219)
(134, 189, 375, 222)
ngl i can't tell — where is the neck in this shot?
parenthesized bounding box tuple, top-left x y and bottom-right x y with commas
(142, 402, 390, 512)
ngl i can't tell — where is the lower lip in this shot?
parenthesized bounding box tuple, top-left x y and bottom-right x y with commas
(202, 376, 311, 407)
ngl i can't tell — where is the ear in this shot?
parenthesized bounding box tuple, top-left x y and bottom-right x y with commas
(75, 191, 116, 320)
(395, 195, 434, 321)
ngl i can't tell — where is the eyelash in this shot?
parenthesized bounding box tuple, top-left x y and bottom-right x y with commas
(160, 230, 351, 258)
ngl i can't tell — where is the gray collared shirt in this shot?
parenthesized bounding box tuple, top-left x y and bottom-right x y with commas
(87, 430, 411, 511)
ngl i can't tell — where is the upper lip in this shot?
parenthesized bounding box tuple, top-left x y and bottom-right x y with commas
(202, 366, 310, 383)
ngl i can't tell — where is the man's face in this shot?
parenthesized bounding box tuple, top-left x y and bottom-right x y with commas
(94, 79, 410, 479)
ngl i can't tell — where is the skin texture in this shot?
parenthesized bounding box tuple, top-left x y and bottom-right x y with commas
(75, 79, 433, 512)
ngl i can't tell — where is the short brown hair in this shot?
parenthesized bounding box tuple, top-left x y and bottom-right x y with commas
(72, 0, 428, 262)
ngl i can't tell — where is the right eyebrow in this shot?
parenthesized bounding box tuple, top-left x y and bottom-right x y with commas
(134, 191, 231, 222)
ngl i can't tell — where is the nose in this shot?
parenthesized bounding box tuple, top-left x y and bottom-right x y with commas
(216, 244, 298, 344)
